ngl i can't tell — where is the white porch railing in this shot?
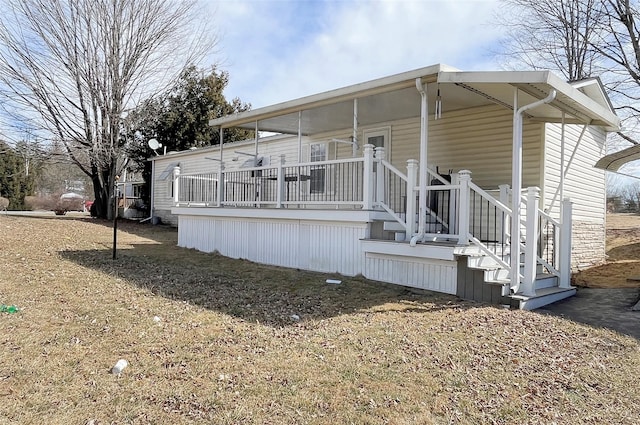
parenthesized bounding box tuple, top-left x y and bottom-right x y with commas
(172, 144, 572, 295)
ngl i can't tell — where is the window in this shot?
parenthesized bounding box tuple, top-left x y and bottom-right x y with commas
(310, 143, 326, 194)
(363, 127, 391, 159)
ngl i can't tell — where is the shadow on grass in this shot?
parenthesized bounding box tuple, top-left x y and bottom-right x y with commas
(59, 239, 470, 327)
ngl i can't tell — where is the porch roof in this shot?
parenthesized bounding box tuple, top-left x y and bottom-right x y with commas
(209, 64, 620, 135)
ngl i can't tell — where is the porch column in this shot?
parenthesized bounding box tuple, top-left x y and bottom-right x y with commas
(254, 121, 260, 165)
(559, 198, 573, 289)
(522, 186, 540, 297)
(298, 111, 302, 162)
(375, 146, 386, 207)
(499, 184, 510, 245)
(363, 144, 375, 209)
(219, 127, 224, 162)
(457, 170, 471, 245)
(276, 154, 285, 208)
(511, 89, 522, 293)
(352, 99, 359, 157)
(405, 159, 418, 240)
(172, 166, 180, 206)
(416, 79, 429, 238)
(217, 163, 225, 207)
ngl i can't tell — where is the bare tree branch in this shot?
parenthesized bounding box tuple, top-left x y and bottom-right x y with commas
(0, 0, 216, 217)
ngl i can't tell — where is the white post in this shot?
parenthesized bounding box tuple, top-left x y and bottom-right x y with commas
(559, 198, 573, 289)
(363, 144, 375, 209)
(499, 184, 510, 245)
(457, 170, 471, 245)
(217, 163, 224, 207)
(375, 146, 386, 208)
(511, 89, 522, 294)
(449, 172, 459, 236)
(416, 79, 429, 237)
(522, 186, 540, 296)
(405, 159, 418, 240)
(172, 166, 181, 206)
(353, 99, 359, 157)
(276, 154, 285, 208)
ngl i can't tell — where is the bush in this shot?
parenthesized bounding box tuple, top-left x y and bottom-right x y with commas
(0, 197, 8, 211)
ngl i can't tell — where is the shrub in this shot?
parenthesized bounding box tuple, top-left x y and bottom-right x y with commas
(0, 197, 8, 211)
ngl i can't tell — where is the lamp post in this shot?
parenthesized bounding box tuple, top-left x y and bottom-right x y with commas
(112, 175, 120, 260)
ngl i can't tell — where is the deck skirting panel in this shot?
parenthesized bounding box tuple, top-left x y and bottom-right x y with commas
(363, 252, 457, 294)
(177, 214, 367, 275)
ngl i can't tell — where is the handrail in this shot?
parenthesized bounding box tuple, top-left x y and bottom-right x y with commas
(378, 158, 407, 181)
(469, 181, 512, 215)
(538, 208, 561, 227)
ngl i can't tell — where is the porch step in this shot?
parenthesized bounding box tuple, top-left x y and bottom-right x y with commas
(510, 286, 576, 310)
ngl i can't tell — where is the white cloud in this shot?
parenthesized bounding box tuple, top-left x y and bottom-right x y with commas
(207, 0, 502, 108)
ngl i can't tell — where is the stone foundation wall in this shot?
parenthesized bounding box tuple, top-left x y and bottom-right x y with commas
(571, 220, 605, 271)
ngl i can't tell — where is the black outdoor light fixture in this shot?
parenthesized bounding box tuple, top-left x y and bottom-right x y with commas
(112, 175, 120, 260)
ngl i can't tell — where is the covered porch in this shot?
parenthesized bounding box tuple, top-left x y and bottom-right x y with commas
(167, 64, 619, 309)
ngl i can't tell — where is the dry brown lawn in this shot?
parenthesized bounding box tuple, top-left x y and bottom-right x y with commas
(574, 213, 640, 288)
(0, 213, 639, 424)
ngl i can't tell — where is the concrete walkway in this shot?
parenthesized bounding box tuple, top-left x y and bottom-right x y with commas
(540, 287, 640, 340)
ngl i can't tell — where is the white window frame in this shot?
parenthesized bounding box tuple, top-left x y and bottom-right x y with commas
(308, 142, 337, 195)
(363, 126, 391, 160)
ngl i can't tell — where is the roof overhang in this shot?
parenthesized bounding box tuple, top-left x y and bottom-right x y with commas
(437, 71, 620, 131)
(209, 65, 620, 135)
(595, 144, 640, 171)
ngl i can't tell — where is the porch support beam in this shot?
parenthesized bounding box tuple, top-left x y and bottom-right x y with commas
(254, 121, 260, 165)
(411, 78, 429, 245)
(219, 127, 224, 162)
(511, 88, 556, 293)
(298, 111, 302, 162)
(353, 99, 359, 157)
(559, 198, 573, 288)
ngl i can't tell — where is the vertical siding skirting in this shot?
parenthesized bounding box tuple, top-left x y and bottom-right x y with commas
(177, 215, 367, 276)
(363, 253, 457, 295)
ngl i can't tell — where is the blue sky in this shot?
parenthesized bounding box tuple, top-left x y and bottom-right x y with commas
(206, 0, 503, 108)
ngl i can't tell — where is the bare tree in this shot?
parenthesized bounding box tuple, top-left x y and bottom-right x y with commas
(497, 0, 640, 147)
(498, 0, 605, 81)
(0, 0, 215, 218)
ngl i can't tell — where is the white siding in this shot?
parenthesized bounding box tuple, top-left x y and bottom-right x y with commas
(543, 123, 607, 267)
(383, 105, 543, 189)
(542, 123, 606, 220)
(152, 134, 302, 224)
(177, 215, 367, 276)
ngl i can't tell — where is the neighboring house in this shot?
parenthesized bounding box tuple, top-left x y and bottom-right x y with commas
(150, 64, 619, 310)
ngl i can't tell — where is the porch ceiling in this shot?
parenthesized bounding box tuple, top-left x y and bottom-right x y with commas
(209, 65, 620, 136)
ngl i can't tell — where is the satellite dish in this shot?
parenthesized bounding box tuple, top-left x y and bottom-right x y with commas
(148, 138, 161, 150)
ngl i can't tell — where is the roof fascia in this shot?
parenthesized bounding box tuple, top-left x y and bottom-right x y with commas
(209, 64, 456, 129)
(437, 70, 620, 130)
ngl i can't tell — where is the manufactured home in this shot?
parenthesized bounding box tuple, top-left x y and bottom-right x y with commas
(150, 64, 619, 310)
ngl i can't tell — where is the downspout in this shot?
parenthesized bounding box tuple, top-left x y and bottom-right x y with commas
(410, 78, 428, 246)
(510, 89, 557, 292)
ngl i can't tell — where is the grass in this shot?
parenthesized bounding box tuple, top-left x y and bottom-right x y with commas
(0, 214, 639, 424)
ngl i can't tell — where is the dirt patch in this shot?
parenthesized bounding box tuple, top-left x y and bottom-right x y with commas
(573, 213, 640, 288)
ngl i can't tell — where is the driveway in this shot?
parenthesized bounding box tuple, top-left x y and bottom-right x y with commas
(540, 287, 640, 340)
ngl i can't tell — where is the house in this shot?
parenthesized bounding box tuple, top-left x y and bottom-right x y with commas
(150, 64, 619, 310)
